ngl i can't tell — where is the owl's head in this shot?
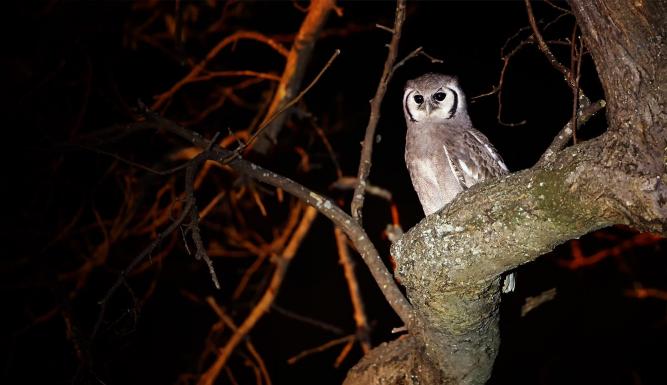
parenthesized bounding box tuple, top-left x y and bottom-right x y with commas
(403, 73, 470, 125)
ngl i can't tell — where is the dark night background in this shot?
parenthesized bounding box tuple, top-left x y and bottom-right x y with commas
(2, 1, 666, 385)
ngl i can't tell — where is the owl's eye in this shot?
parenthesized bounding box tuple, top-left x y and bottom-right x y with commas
(433, 92, 446, 102)
(413, 95, 424, 104)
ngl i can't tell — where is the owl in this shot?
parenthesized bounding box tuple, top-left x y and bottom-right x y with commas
(403, 73, 515, 291)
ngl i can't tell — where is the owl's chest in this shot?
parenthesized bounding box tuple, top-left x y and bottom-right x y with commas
(405, 126, 461, 161)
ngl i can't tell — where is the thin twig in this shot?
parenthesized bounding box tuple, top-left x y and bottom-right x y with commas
(271, 303, 345, 335)
(350, 0, 406, 223)
(570, 33, 584, 144)
(91, 152, 208, 340)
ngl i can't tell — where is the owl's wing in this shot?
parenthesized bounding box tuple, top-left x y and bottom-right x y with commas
(455, 129, 509, 188)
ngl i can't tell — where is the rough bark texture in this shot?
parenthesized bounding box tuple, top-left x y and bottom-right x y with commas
(344, 335, 442, 385)
(346, 1, 666, 384)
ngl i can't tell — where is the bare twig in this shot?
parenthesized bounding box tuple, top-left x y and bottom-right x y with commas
(350, 0, 406, 223)
(626, 287, 667, 301)
(521, 288, 558, 317)
(91, 152, 209, 340)
(232, 203, 304, 300)
(191, 70, 281, 83)
(271, 303, 345, 335)
(390, 46, 443, 79)
(544, 0, 571, 14)
(559, 232, 662, 269)
(331, 177, 392, 201)
(569, 31, 584, 144)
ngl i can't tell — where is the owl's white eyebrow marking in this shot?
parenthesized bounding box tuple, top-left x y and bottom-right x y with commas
(445, 87, 458, 119)
(404, 90, 417, 122)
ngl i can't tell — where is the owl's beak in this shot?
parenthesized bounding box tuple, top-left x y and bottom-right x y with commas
(425, 102, 436, 115)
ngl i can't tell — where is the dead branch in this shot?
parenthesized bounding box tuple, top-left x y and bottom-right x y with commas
(560, 232, 662, 269)
(287, 335, 355, 365)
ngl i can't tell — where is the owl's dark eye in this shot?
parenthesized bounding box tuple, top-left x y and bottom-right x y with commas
(413, 95, 424, 104)
(433, 92, 446, 102)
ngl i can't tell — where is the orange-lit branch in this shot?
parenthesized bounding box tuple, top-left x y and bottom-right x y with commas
(152, 31, 289, 110)
(626, 287, 667, 301)
(206, 297, 272, 385)
(252, 0, 339, 153)
(560, 232, 662, 269)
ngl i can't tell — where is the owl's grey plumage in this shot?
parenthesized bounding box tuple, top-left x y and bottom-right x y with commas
(403, 73, 515, 291)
